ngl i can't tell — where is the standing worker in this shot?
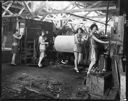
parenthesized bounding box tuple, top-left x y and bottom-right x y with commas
(38, 30, 48, 67)
(73, 28, 85, 73)
(11, 29, 23, 65)
(87, 23, 109, 75)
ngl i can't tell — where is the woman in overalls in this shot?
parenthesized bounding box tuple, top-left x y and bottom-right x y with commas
(38, 30, 48, 67)
(87, 24, 109, 75)
(11, 29, 22, 65)
(74, 28, 84, 73)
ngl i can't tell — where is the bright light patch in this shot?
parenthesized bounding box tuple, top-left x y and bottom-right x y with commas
(48, 1, 71, 10)
(32, 1, 71, 12)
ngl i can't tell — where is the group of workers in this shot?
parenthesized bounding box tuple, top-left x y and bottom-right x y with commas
(10, 23, 109, 76)
(74, 24, 109, 75)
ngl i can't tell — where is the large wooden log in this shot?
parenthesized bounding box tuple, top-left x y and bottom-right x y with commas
(54, 35, 75, 53)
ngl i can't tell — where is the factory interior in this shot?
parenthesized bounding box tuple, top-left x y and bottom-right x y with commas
(1, 0, 127, 100)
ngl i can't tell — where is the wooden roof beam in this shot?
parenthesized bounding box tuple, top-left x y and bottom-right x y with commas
(2, 1, 11, 5)
(44, 15, 109, 20)
(86, 15, 111, 18)
(70, 23, 75, 32)
(86, 1, 102, 8)
(69, 13, 110, 26)
(74, 2, 84, 9)
(83, 12, 91, 17)
(107, 18, 112, 23)
(2, 2, 13, 16)
(2, 7, 13, 16)
(41, 15, 47, 21)
(19, 8, 25, 15)
(95, 11, 106, 16)
(38, 6, 116, 15)
(2, 14, 21, 18)
(4, 5, 22, 10)
(60, 3, 73, 11)
(23, 1, 34, 19)
(19, 2, 30, 15)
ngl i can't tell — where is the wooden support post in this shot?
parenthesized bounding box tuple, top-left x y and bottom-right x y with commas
(115, 55, 126, 101)
(105, 2, 109, 35)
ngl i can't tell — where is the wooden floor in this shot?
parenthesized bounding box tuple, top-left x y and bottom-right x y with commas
(1, 63, 119, 100)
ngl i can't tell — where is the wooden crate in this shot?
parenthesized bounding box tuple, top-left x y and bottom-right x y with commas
(86, 72, 112, 96)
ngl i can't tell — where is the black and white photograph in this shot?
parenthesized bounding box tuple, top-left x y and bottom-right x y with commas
(1, 0, 127, 100)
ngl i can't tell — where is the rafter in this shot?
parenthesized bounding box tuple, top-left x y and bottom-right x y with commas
(61, 3, 73, 11)
(86, 15, 110, 18)
(86, 1, 102, 8)
(2, 1, 11, 6)
(96, 11, 106, 16)
(19, 1, 30, 15)
(70, 23, 75, 32)
(62, 19, 70, 27)
(41, 15, 47, 21)
(2, 2, 13, 16)
(2, 14, 21, 18)
(107, 18, 112, 23)
(74, 2, 85, 9)
(39, 6, 116, 15)
(84, 12, 91, 17)
(69, 13, 110, 26)
(23, 1, 34, 18)
(19, 7, 25, 15)
(9, 5, 22, 9)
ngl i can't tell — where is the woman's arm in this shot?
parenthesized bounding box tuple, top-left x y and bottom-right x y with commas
(39, 36, 48, 45)
(82, 35, 88, 41)
(13, 33, 22, 39)
(92, 35, 109, 44)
